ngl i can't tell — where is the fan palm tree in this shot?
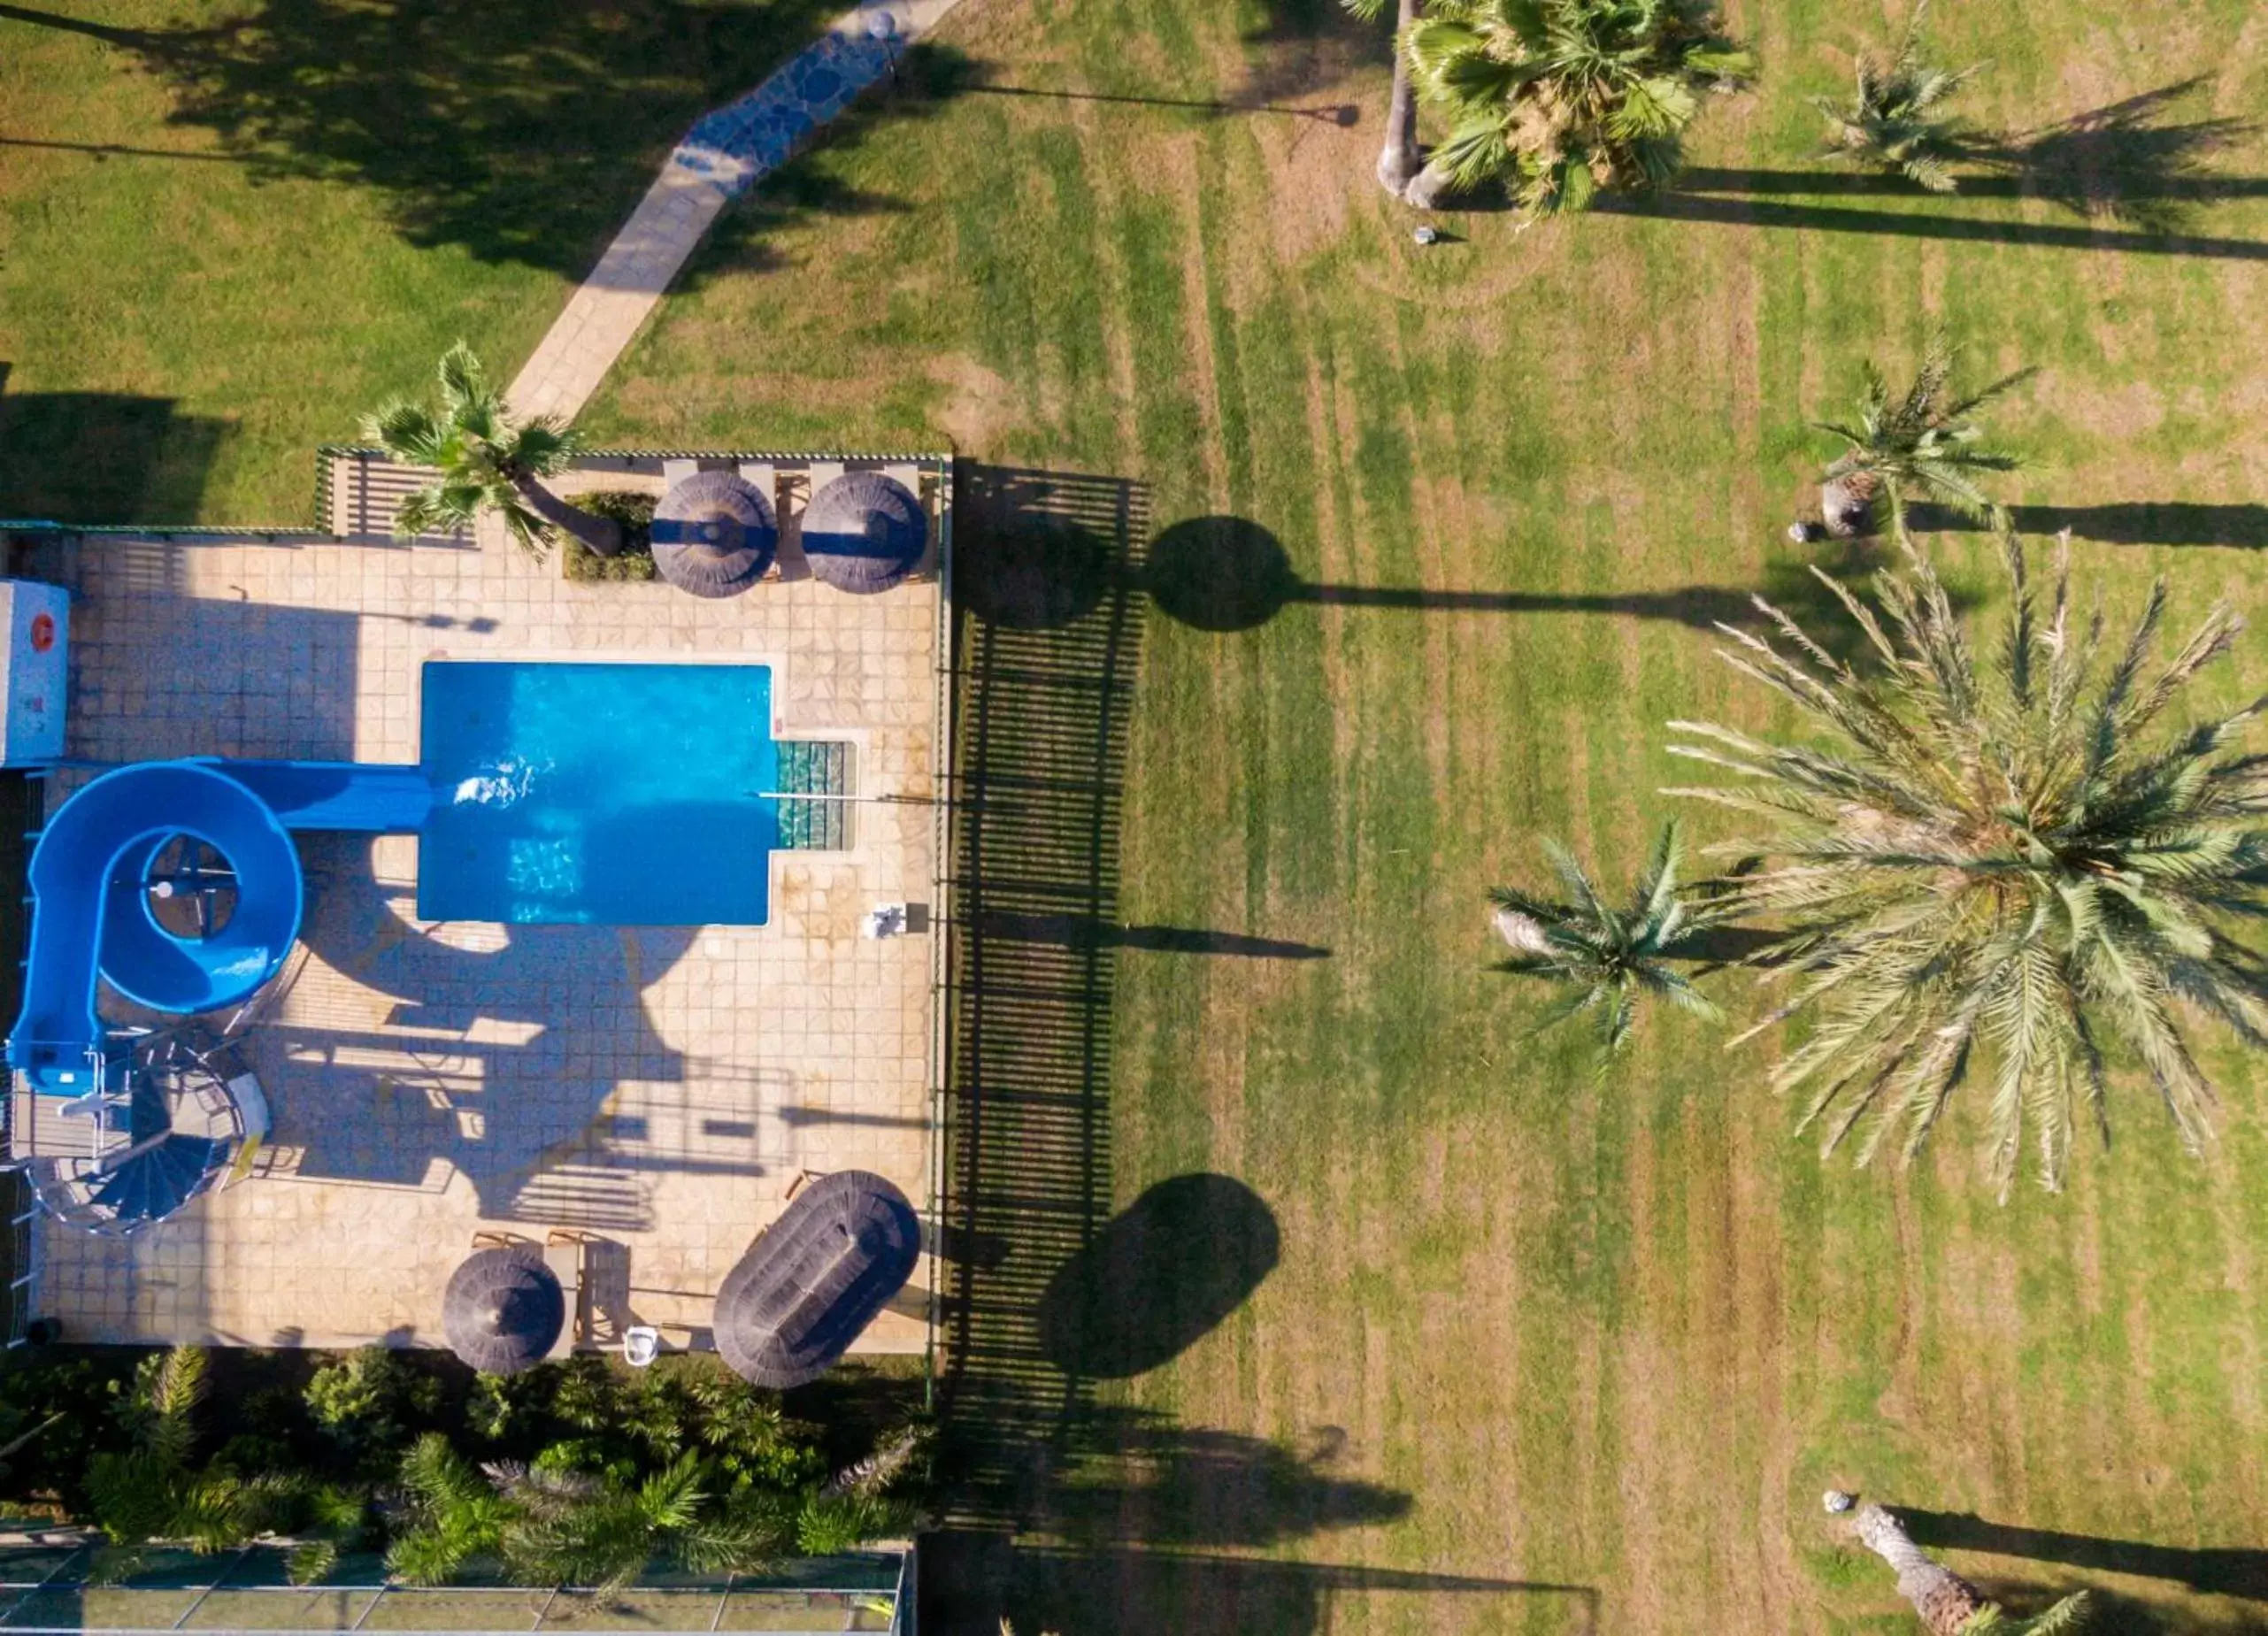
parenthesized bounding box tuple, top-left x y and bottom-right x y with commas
(363, 342, 622, 559)
(1488, 821, 1723, 1064)
(1667, 528, 2268, 1197)
(1343, 0, 1426, 197)
(1843, 1501, 2091, 1634)
(1395, 0, 1752, 213)
(1810, 0, 1984, 193)
(1815, 332, 2030, 535)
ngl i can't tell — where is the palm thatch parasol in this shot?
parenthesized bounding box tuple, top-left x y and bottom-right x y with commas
(652, 470, 779, 598)
(713, 1170, 920, 1387)
(800, 472, 926, 594)
(442, 1246, 565, 1375)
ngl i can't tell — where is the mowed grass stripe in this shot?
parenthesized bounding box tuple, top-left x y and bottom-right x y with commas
(577, 0, 2268, 1624)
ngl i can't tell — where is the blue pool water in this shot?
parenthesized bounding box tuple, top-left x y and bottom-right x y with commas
(419, 662, 780, 926)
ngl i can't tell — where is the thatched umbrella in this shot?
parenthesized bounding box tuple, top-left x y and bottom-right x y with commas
(442, 1246, 565, 1376)
(800, 472, 926, 594)
(713, 1171, 920, 1387)
(652, 470, 779, 598)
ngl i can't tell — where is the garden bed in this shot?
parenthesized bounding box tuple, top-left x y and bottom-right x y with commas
(559, 490, 658, 582)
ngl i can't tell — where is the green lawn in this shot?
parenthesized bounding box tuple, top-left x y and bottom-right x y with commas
(0, 0, 839, 523)
(5, 0, 2268, 1627)
(580, 0, 2268, 1631)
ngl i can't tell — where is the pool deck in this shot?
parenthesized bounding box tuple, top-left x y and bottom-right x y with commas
(19, 461, 948, 1359)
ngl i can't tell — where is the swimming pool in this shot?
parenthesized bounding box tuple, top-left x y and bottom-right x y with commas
(419, 662, 781, 926)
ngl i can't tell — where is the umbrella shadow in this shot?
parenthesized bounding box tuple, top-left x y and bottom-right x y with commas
(1036, 1174, 1280, 1379)
(273, 832, 700, 1217)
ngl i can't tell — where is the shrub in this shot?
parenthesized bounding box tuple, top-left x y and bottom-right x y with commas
(304, 1346, 441, 1468)
(562, 491, 658, 582)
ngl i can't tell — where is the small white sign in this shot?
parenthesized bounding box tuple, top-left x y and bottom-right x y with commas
(0, 580, 67, 767)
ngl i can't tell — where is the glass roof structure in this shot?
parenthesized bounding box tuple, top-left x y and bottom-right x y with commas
(0, 1543, 910, 1634)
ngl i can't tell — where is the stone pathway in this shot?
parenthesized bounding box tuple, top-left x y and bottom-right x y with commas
(508, 0, 965, 425)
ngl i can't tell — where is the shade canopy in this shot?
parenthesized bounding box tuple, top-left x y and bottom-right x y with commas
(800, 472, 926, 594)
(714, 1170, 920, 1387)
(442, 1247, 565, 1376)
(652, 470, 780, 598)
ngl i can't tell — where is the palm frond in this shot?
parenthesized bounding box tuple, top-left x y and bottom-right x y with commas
(1672, 522, 2268, 1194)
(1488, 824, 1718, 1066)
(1400, 0, 1746, 211)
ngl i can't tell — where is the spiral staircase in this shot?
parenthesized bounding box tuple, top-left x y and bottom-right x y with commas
(8, 1030, 252, 1236)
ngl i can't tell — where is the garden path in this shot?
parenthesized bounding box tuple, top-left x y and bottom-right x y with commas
(507, 0, 965, 425)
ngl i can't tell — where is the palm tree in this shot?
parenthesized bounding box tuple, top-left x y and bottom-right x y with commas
(1343, 0, 1425, 197)
(386, 1433, 511, 1586)
(1839, 1499, 2091, 1634)
(1667, 528, 2268, 1197)
(1396, 0, 1752, 213)
(1810, 0, 1984, 194)
(492, 1450, 780, 1595)
(83, 1348, 318, 1567)
(1488, 821, 1723, 1063)
(363, 342, 622, 559)
(1815, 332, 2029, 536)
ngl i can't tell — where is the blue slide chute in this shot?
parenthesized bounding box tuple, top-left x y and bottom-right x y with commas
(8, 759, 430, 1094)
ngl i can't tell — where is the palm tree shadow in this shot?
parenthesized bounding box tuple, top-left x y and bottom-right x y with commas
(1899, 1507, 2268, 1603)
(1141, 515, 1976, 670)
(1663, 81, 2262, 247)
(1905, 500, 2268, 550)
(1964, 78, 2261, 234)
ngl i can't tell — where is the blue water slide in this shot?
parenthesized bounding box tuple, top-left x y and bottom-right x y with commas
(220, 759, 432, 833)
(8, 759, 432, 1094)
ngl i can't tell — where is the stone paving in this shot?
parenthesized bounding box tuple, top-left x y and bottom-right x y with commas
(27, 457, 949, 1355)
(508, 0, 966, 424)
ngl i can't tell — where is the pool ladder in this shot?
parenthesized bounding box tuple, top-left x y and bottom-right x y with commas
(773, 741, 854, 851)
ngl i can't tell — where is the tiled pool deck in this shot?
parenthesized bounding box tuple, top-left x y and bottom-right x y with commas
(19, 463, 946, 1356)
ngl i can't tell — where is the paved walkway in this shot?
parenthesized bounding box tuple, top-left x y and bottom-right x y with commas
(26, 454, 948, 1349)
(509, 0, 965, 424)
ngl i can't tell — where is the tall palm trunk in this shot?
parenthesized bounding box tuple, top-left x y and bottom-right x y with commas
(1376, 0, 1423, 197)
(508, 472, 622, 558)
(1403, 154, 1457, 209)
(1851, 1503, 1987, 1635)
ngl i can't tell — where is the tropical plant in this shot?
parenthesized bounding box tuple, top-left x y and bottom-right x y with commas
(277, 1483, 376, 1587)
(818, 1424, 927, 1500)
(1488, 821, 1723, 1063)
(1815, 332, 2029, 535)
(1668, 528, 2268, 1196)
(84, 1348, 318, 1567)
(1393, 0, 1753, 213)
(686, 1372, 826, 1490)
(1342, 0, 1426, 197)
(362, 342, 622, 559)
(1809, 0, 1983, 193)
(386, 1432, 512, 1586)
(304, 1344, 440, 1470)
(1843, 1500, 2091, 1634)
(492, 1449, 779, 1594)
(793, 1490, 917, 1555)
